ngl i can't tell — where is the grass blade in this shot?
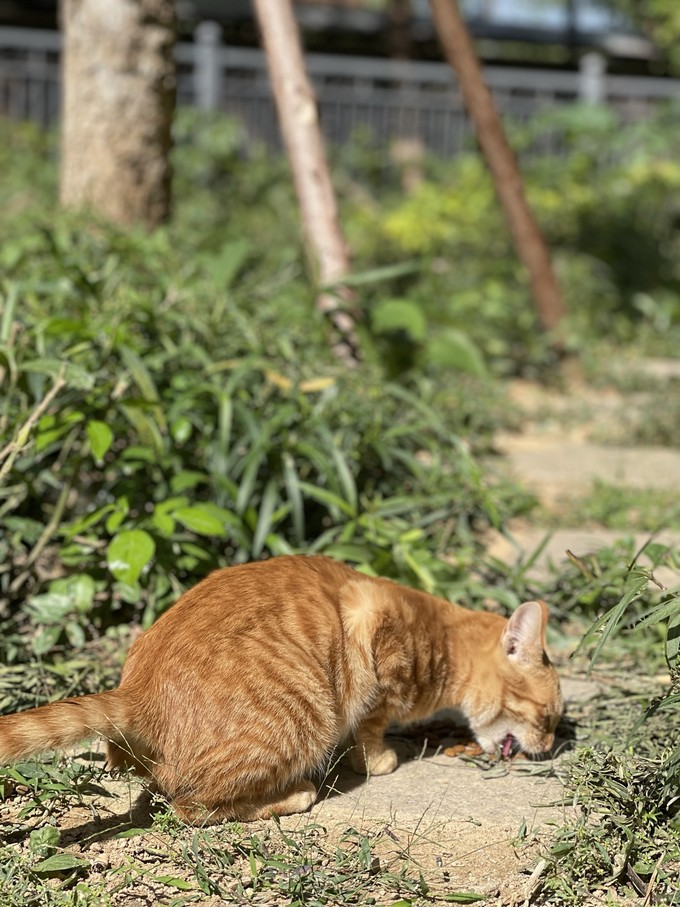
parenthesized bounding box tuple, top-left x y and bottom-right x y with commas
(252, 479, 279, 558)
(283, 453, 305, 545)
(577, 570, 649, 668)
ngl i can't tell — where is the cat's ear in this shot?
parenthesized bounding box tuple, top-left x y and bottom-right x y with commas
(501, 600, 548, 664)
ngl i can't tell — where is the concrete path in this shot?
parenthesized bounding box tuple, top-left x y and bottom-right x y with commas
(313, 676, 595, 829)
(496, 435, 680, 498)
(490, 362, 680, 588)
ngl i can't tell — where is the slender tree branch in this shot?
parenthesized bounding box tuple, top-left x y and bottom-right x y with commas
(0, 371, 66, 483)
(252, 0, 361, 365)
(429, 0, 566, 336)
(9, 475, 73, 595)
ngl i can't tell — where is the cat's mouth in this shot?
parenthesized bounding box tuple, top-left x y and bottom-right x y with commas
(500, 734, 516, 759)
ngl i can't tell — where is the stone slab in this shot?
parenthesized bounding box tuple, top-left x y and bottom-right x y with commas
(495, 436, 680, 495)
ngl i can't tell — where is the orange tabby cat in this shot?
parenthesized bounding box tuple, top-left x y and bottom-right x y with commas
(0, 555, 563, 824)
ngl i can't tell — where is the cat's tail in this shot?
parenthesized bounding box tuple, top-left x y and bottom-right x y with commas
(0, 690, 128, 763)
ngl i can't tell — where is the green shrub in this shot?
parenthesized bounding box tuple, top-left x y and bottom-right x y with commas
(344, 102, 680, 374)
(0, 212, 525, 659)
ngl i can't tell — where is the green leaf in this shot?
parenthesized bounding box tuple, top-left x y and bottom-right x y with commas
(236, 448, 265, 515)
(29, 825, 60, 855)
(107, 530, 156, 584)
(1, 282, 18, 343)
(330, 445, 358, 514)
(27, 592, 73, 624)
(119, 344, 160, 403)
(323, 260, 420, 289)
(322, 542, 372, 562)
(400, 547, 436, 593)
(217, 391, 233, 453)
(62, 574, 95, 613)
(648, 693, 680, 714)
(170, 470, 208, 493)
(666, 610, 680, 667)
(115, 827, 148, 839)
(203, 238, 250, 288)
(32, 853, 90, 874)
(635, 593, 680, 630)
(105, 497, 129, 534)
(578, 570, 650, 668)
(35, 417, 84, 452)
(442, 893, 486, 903)
(425, 329, 487, 377)
(113, 581, 142, 605)
(22, 358, 94, 391)
(65, 503, 115, 538)
(151, 875, 194, 891)
(86, 420, 113, 460)
(372, 298, 427, 342)
(120, 405, 165, 455)
(283, 453, 305, 545)
(171, 417, 193, 444)
(252, 480, 279, 558)
(298, 481, 356, 518)
(151, 510, 176, 536)
(65, 621, 86, 648)
(174, 505, 227, 537)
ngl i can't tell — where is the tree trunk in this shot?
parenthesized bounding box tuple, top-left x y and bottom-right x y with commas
(388, 0, 413, 60)
(60, 0, 176, 228)
(429, 0, 566, 334)
(252, 0, 360, 365)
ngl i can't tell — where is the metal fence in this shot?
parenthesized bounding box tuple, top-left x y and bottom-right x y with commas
(1, 24, 679, 156)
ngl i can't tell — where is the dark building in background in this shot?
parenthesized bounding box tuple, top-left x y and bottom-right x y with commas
(0, 0, 660, 74)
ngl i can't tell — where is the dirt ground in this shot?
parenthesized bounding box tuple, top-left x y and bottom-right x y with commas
(1, 675, 595, 906)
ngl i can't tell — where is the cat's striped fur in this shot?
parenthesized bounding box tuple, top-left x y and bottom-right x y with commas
(0, 555, 563, 823)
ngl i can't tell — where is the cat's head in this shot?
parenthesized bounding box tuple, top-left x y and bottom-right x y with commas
(465, 600, 564, 757)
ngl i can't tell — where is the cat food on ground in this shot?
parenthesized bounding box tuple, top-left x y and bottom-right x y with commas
(443, 742, 483, 757)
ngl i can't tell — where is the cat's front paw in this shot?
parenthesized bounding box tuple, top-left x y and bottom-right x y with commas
(351, 746, 398, 776)
(369, 748, 398, 775)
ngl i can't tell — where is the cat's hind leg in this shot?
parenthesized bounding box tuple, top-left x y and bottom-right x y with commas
(172, 780, 317, 825)
(350, 714, 398, 776)
(106, 734, 157, 778)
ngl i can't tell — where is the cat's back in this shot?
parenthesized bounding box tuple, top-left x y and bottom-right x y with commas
(121, 555, 358, 680)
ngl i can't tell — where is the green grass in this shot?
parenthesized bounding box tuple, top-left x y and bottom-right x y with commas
(543, 480, 680, 532)
(610, 387, 680, 448)
(534, 684, 680, 906)
(0, 759, 488, 906)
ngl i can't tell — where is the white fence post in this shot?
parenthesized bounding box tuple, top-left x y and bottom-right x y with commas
(194, 21, 222, 110)
(579, 51, 606, 104)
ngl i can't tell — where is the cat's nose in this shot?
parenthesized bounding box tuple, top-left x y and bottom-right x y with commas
(543, 732, 555, 752)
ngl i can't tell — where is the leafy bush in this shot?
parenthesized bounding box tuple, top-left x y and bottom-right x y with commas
(3, 102, 680, 663)
(0, 207, 526, 662)
(539, 746, 680, 905)
(536, 571, 680, 905)
(343, 102, 680, 374)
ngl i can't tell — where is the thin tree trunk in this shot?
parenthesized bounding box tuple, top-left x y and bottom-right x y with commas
(252, 0, 360, 365)
(429, 0, 566, 334)
(388, 0, 413, 60)
(60, 0, 175, 228)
